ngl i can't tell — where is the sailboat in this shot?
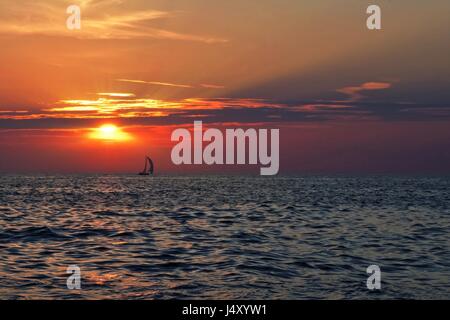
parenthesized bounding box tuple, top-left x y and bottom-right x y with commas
(139, 156, 154, 176)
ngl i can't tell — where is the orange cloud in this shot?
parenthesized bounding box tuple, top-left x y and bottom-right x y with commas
(97, 93, 136, 98)
(0, 1, 228, 43)
(200, 84, 226, 89)
(0, 97, 285, 122)
(337, 82, 392, 101)
(116, 79, 194, 89)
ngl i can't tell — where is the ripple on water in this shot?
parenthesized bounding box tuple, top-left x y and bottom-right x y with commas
(0, 175, 449, 299)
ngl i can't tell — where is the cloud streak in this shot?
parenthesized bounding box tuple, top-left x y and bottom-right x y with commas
(116, 79, 226, 90)
(0, 0, 228, 43)
(97, 93, 136, 98)
(200, 84, 226, 89)
(337, 82, 392, 102)
(116, 79, 194, 89)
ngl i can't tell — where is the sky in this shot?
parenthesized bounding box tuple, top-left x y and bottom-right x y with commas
(0, 0, 449, 174)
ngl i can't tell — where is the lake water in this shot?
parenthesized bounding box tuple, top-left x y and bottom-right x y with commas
(0, 175, 449, 299)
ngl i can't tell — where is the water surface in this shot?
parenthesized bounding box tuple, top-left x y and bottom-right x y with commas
(0, 175, 449, 299)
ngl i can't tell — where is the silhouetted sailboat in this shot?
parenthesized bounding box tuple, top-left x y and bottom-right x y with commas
(139, 156, 154, 176)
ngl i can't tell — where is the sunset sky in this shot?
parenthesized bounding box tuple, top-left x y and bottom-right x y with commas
(1, 0, 449, 174)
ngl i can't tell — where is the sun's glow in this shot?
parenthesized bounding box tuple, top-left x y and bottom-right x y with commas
(88, 124, 132, 141)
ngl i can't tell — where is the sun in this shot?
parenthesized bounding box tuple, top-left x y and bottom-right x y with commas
(88, 124, 132, 141)
(99, 124, 118, 137)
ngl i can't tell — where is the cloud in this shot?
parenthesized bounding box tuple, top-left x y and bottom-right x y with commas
(97, 93, 135, 98)
(116, 79, 194, 89)
(1, 81, 449, 129)
(0, 110, 29, 114)
(337, 82, 392, 101)
(116, 80, 226, 90)
(0, 0, 228, 43)
(200, 84, 226, 89)
(294, 104, 353, 112)
(0, 97, 284, 123)
(79, 0, 126, 9)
